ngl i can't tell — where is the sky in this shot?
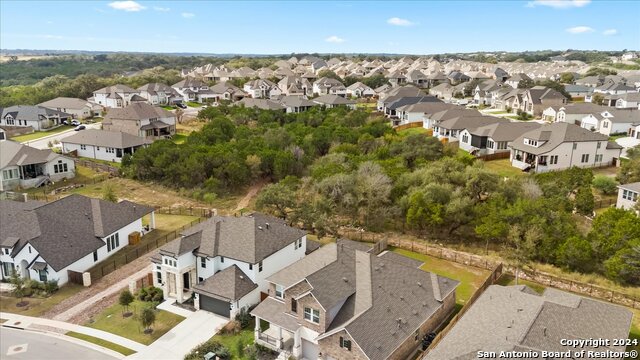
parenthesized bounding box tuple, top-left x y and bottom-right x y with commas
(1, 0, 639, 54)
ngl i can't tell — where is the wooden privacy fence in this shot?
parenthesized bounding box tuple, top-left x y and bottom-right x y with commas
(337, 227, 640, 309)
(67, 270, 84, 286)
(394, 121, 424, 131)
(156, 207, 216, 218)
(74, 159, 120, 176)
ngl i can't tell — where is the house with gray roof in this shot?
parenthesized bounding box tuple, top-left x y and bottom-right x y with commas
(236, 98, 286, 112)
(1, 105, 72, 131)
(616, 182, 640, 212)
(61, 129, 150, 163)
(251, 239, 458, 360)
(542, 102, 606, 124)
(172, 77, 220, 103)
(424, 285, 633, 360)
(278, 96, 318, 114)
(509, 122, 622, 173)
(459, 121, 542, 156)
(151, 213, 307, 318)
(0, 194, 155, 285)
(92, 84, 144, 109)
(102, 102, 176, 140)
(38, 97, 104, 120)
(243, 79, 281, 99)
(615, 92, 640, 109)
(137, 83, 182, 106)
(0, 139, 75, 191)
(313, 77, 346, 97)
(312, 94, 356, 109)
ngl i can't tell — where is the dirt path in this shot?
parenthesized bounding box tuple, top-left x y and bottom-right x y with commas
(43, 250, 157, 324)
(234, 182, 265, 212)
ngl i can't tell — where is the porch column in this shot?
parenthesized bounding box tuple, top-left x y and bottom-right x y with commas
(176, 271, 184, 303)
(276, 326, 282, 349)
(293, 330, 302, 358)
(254, 316, 261, 342)
(149, 212, 156, 230)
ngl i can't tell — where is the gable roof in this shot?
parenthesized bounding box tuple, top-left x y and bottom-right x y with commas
(313, 94, 356, 106)
(160, 213, 305, 264)
(103, 102, 174, 122)
(510, 123, 613, 155)
(38, 97, 98, 110)
(2, 105, 71, 122)
(0, 195, 153, 271)
(61, 129, 150, 149)
(93, 84, 137, 94)
(192, 265, 257, 301)
(0, 140, 63, 169)
(237, 98, 285, 111)
(425, 285, 633, 359)
(468, 121, 543, 142)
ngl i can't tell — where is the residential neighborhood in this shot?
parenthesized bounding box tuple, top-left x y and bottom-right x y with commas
(0, 1, 639, 360)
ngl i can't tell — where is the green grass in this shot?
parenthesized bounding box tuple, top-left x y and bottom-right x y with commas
(85, 300, 185, 345)
(23, 165, 106, 195)
(10, 125, 74, 142)
(172, 133, 187, 144)
(80, 157, 122, 168)
(482, 158, 526, 178)
(65, 331, 136, 356)
(495, 274, 546, 294)
(397, 127, 429, 136)
(186, 101, 201, 107)
(0, 284, 84, 317)
(210, 326, 255, 360)
(355, 102, 376, 109)
(161, 105, 176, 110)
(390, 247, 490, 306)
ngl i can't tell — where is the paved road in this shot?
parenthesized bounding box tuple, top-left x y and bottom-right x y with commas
(22, 123, 101, 150)
(1, 327, 117, 360)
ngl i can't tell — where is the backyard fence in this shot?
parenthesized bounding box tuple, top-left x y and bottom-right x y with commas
(156, 206, 216, 218)
(393, 121, 424, 131)
(477, 152, 510, 161)
(74, 159, 120, 176)
(337, 227, 639, 310)
(594, 198, 616, 209)
(88, 216, 205, 282)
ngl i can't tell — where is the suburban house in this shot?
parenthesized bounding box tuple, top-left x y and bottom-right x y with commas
(137, 83, 182, 106)
(102, 102, 176, 140)
(151, 213, 307, 318)
(385, 96, 442, 119)
(377, 85, 425, 113)
(433, 115, 507, 141)
(422, 108, 482, 131)
(564, 84, 594, 99)
(424, 285, 633, 359)
(616, 182, 639, 211)
(346, 82, 375, 98)
(458, 122, 542, 156)
(313, 77, 346, 96)
(580, 109, 640, 136)
(517, 86, 567, 116)
(542, 102, 605, 124)
(509, 123, 623, 173)
(629, 123, 640, 139)
(92, 84, 145, 108)
(38, 97, 104, 119)
(312, 95, 356, 109)
(0, 139, 75, 191)
(237, 98, 286, 112)
(61, 129, 149, 163)
(172, 78, 217, 103)
(209, 82, 247, 102)
(243, 79, 281, 99)
(395, 102, 457, 126)
(428, 83, 457, 102)
(1, 105, 71, 131)
(0, 194, 155, 285)
(615, 92, 640, 109)
(505, 73, 532, 88)
(251, 239, 458, 360)
(278, 76, 312, 96)
(279, 96, 318, 114)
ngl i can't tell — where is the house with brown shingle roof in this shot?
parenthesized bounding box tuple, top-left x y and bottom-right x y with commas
(102, 102, 176, 140)
(251, 239, 458, 360)
(92, 84, 144, 109)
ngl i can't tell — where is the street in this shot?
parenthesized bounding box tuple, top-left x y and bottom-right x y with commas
(1, 327, 117, 360)
(22, 123, 102, 150)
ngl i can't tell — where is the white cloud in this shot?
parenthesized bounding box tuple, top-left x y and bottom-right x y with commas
(325, 35, 345, 43)
(181, 12, 195, 18)
(108, 1, 146, 12)
(566, 26, 595, 34)
(153, 6, 170, 12)
(603, 29, 618, 36)
(387, 17, 415, 26)
(526, 0, 590, 8)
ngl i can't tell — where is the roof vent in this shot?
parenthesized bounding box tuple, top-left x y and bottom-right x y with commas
(342, 277, 348, 282)
(422, 301, 427, 307)
(386, 306, 390, 312)
(412, 309, 418, 316)
(400, 295, 404, 301)
(258, 226, 263, 230)
(265, 223, 270, 229)
(240, 275, 244, 280)
(543, 327, 547, 337)
(417, 281, 422, 287)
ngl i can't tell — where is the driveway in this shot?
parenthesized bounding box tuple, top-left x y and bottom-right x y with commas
(129, 311, 227, 359)
(22, 123, 101, 150)
(1, 327, 118, 360)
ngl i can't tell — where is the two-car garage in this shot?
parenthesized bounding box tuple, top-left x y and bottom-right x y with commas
(198, 294, 231, 317)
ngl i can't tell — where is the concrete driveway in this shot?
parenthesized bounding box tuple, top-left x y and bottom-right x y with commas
(129, 311, 227, 359)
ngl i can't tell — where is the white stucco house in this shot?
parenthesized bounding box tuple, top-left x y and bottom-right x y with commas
(0, 139, 76, 191)
(243, 79, 281, 99)
(38, 97, 104, 120)
(92, 84, 146, 109)
(509, 123, 623, 173)
(1, 106, 71, 131)
(61, 129, 150, 163)
(0, 195, 155, 285)
(580, 109, 640, 136)
(616, 182, 639, 212)
(151, 213, 308, 318)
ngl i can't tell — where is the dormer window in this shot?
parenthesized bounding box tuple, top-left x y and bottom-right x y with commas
(524, 138, 539, 147)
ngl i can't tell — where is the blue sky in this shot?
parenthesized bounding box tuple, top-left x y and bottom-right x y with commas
(1, 0, 638, 54)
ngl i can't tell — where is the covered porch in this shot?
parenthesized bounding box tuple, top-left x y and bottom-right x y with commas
(141, 122, 174, 139)
(511, 149, 548, 173)
(164, 266, 197, 304)
(251, 297, 303, 358)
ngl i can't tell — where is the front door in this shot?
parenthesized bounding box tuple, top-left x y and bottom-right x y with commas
(183, 272, 190, 290)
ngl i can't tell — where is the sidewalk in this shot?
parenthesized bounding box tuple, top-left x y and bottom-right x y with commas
(0, 312, 147, 353)
(52, 268, 150, 322)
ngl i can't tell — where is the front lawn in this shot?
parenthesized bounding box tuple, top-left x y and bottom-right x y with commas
(210, 326, 255, 360)
(65, 331, 136, 356)
(482, 159, 526, 178)
(161, 105, 176, 110)
(10, 125, 73, 142)
(0, 284, 83, 317)
(85, 300, 185, 345)
(186, 101, 201, 107)
(390, 247, 490, 306)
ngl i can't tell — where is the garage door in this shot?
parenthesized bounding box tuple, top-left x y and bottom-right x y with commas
(302, 339, 319, 360)
(199, 295, 230, 317)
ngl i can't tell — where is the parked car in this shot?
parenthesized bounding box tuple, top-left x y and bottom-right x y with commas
(62, 120, 70, 125)
(74, 125, 86, 131)
(176, 103, 187, 109)
(71, 119, 81, 126)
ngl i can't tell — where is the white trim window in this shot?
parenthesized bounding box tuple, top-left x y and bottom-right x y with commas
(275, 284, 284, 299)
(304, 307, 320, 324)
(106, 233, 120, 252)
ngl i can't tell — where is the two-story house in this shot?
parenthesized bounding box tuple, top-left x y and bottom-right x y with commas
(137, 83, 182, 106)
(0, 139, 75, 191)
(312, 77, 346, 96)
(102, 102, 176, 140)
(92, 84, 145, 108)
(346, 82, 375, 98)
(151, 213, 307, 318)
(518, 86, 568, 117)
(542, 102, 604, 124)
(243, 79, 281, 99)
(251, 239, 458, 360)
(1, 105, 71, 131)
(278, 76, 313, 96)
(0, 194, 154, 285)
(172, 78, 218, 103)
(616, 182, 639, 212)
(509, 123, 623, 173)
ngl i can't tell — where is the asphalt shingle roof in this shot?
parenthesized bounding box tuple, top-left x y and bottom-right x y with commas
(510, 123, 613, 155)
(62, 129, 149, 149)
(192, 264, 257, 301)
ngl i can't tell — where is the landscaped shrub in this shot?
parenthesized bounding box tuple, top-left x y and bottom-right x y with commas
(592, 175, 618, 195)
(184, 340, 230, 360)
(221, 320, 241, 335)
(137, 286, 163, 302)
(234, 307, 252, 329)
(44, 280, 59, 295)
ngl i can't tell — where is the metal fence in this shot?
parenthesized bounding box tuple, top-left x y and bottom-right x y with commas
(156, 207, 216, 218)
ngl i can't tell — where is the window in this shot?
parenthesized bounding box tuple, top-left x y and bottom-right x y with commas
(623, 190, 638, 202)
(462, 134, 469, 143)
(201, 257, 206, 268)
(28, 246, 31, 254)
(258, 261, 263, 272)
(93, 250, 98, 262)
(38, 269, 47, 282)
(3, 169, 18, 180)
(106, 148, 115, 154)
(198, 277, 204, 283)
(550, 155, 558, 165)
(220, 256, 225, 263)
(304, 307, 320, 324)
(96, 146, 100, 151)
(163, 258, 177, 267)
(581, 154, 589, 163)
(80, 144, 87, 150)
(157, 271, 163, 284)
(603, 122, 609, 128)
(294, 238, 303, 250)
(496, 142, 508, 150)
(249, 263, 253, 270)
(291, 298, 297, 313)
(487, 140, 494, 149)
(339, 336, 352, 351)
(2, 262, 15, 277)
(573, 143, 577, 150)
(595, 154, 603, 162)
(597, 141, 602, 149)
(54, 160, 68, 174)
(275, 285, 284, 299)
(3, 248, 10, 255)
(106, 233, 119, 252)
